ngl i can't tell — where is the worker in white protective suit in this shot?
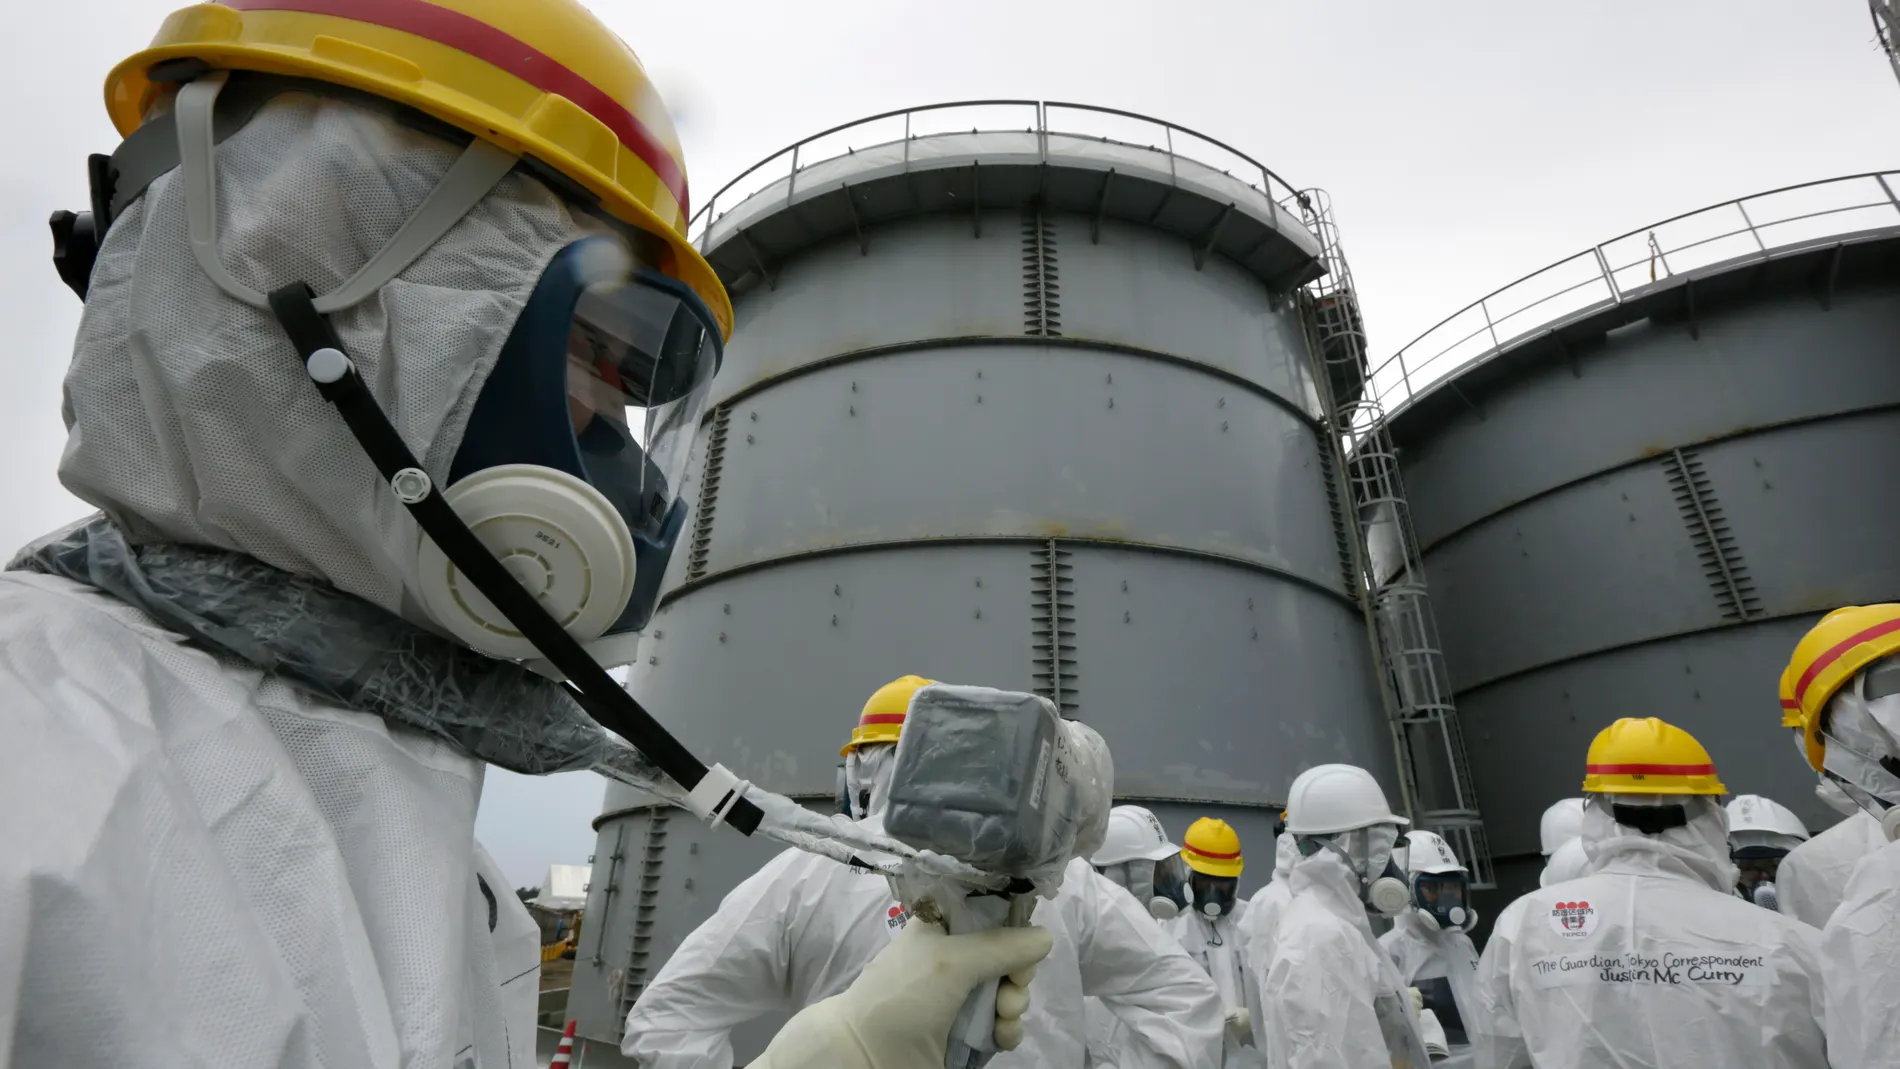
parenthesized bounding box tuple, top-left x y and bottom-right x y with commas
(1379, 830, 1480, 1057)
(1085, 805, 1193, 1068)
(1536, 797, 1587, 887)
(1725, 794, 1810, 911)
(1237, 813, 1297, 1043)
(1261, 764, 1432, 1069)
(2, 8, 1060, 1067)
(1782, 605, 1900, 1069)
(1472, 717, 1827, 1069)
(624, 678, 1225, 1068)
(1778, 782, 1886, 927)
(1165, 818, 1267, 1068)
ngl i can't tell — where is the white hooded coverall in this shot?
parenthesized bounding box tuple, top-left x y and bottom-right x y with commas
(1820, 836, 1900, 1069)
(1259, 848, 1432, 1069)
(1, 94, 590, 1069)
(1779, 809, 1886, 928)
(1538, 837, 1592, 888)
(624, 850, 1223, 1069)
(1379, 909, 1480, 1049)
(1166, 900, 1266, 1069)
(1471, 801, 1828, 1069)
(1238, 832, 1297, 1045)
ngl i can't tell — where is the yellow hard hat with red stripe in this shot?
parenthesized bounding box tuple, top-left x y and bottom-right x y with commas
(1785, 605, 1900, 772)
(1780, 660, 1803, 729)
(105, 0, 731, 339)
(1181, 817, 1244, 878)
(841, 675, 936, 757)
(1582, 717, 1726, 796)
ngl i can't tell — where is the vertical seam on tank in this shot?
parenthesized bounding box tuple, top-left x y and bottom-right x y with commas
(685, 405, 731, 583)
(1660, 447, 1761, 622)
(1023, 209, 1062, 336)
(1031, 540, 1078, 714)
(614, 808, 671, 1038)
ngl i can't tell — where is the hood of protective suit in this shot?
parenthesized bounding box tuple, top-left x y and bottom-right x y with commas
(1539, 836, 1592, 888)
(1580, 796, 1737, 894)
(1270, 831, 1298, 883)
(846, 744, 897, 821)
(1819, 776, 1864, 817)
(60, 93, 596, 623)
(1284, 843, 1376, 934)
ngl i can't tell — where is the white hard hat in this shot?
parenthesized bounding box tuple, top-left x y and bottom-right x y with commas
(1538, 798, 1587, 856)
(1090, 805, 1180, 866)
(1726, 794, 1810, 850)
(1284, 764, 1409, 835)
(1399, 829, 1467, 877)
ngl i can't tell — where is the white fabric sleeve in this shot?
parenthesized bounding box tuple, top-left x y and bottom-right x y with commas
(1822, 847, 1900, 1069)
(1066, 872, 1224, 1069)
(1469, 905, 1531, 1069)
(1774, 846, 1834, 929)
(620, 850, 805, 1069)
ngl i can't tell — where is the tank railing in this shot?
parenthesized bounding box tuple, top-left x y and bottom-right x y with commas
(1875, 0, 1900, 88)
(687, 100, 1307, 252)
(1369, 170, 1900, 416)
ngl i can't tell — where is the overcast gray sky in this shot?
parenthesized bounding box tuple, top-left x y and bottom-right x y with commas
(3, 1, 1893, 887)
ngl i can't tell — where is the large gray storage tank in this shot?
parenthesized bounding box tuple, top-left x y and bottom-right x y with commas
(1377, 171, 1900, 898)
(565, 102, 1397, 1051)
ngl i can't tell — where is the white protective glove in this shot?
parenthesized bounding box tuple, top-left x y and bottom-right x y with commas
(1224, 1005, 1254, 1046)
(751, 918, 1055, 1069)
(1408, 987, 1425, 1014)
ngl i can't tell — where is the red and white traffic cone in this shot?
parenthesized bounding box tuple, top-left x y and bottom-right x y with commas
(551, 1020, 577, 1067)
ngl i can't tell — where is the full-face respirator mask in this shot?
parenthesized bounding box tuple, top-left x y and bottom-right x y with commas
(1096, 855, 1190, 921)
(1301, 824, 1410, 916)
(1819, 656, 1900, 843)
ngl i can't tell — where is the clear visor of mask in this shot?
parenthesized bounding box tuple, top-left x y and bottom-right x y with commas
(1304, 823, 1400, 879)
(1190, 870, 1239, 918)
(1096, 857, 1188, 920)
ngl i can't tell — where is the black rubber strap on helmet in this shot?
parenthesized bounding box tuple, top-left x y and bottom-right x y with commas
(267, 281, 761, 836)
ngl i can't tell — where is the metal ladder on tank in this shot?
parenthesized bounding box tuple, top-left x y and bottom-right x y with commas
(1293, 189, 1495, 889)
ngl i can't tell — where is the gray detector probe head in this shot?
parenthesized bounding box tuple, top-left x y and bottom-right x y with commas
(881, 684, 1113, 1069)
(883, 684, 1112, 879)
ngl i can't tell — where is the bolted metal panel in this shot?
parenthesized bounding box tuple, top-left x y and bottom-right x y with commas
(1060, 216, 1324, 418)
(638, 544, 1039, 796)
(1393, 287, 1900, 550)
(1684, 411, 1900, 617)
(1425, 461, 1720, 692)
(1061, 547, 1395, 806)
(1455, 613, 1834, 858)
(1421, 409, 1900, 695)
(708, 213, 1026, 405)
(693, 345, 1345, 589)
(1389, 231, 1900, 845)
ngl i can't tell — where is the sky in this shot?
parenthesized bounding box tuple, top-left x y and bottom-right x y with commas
(2, 2, 1894, 887)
